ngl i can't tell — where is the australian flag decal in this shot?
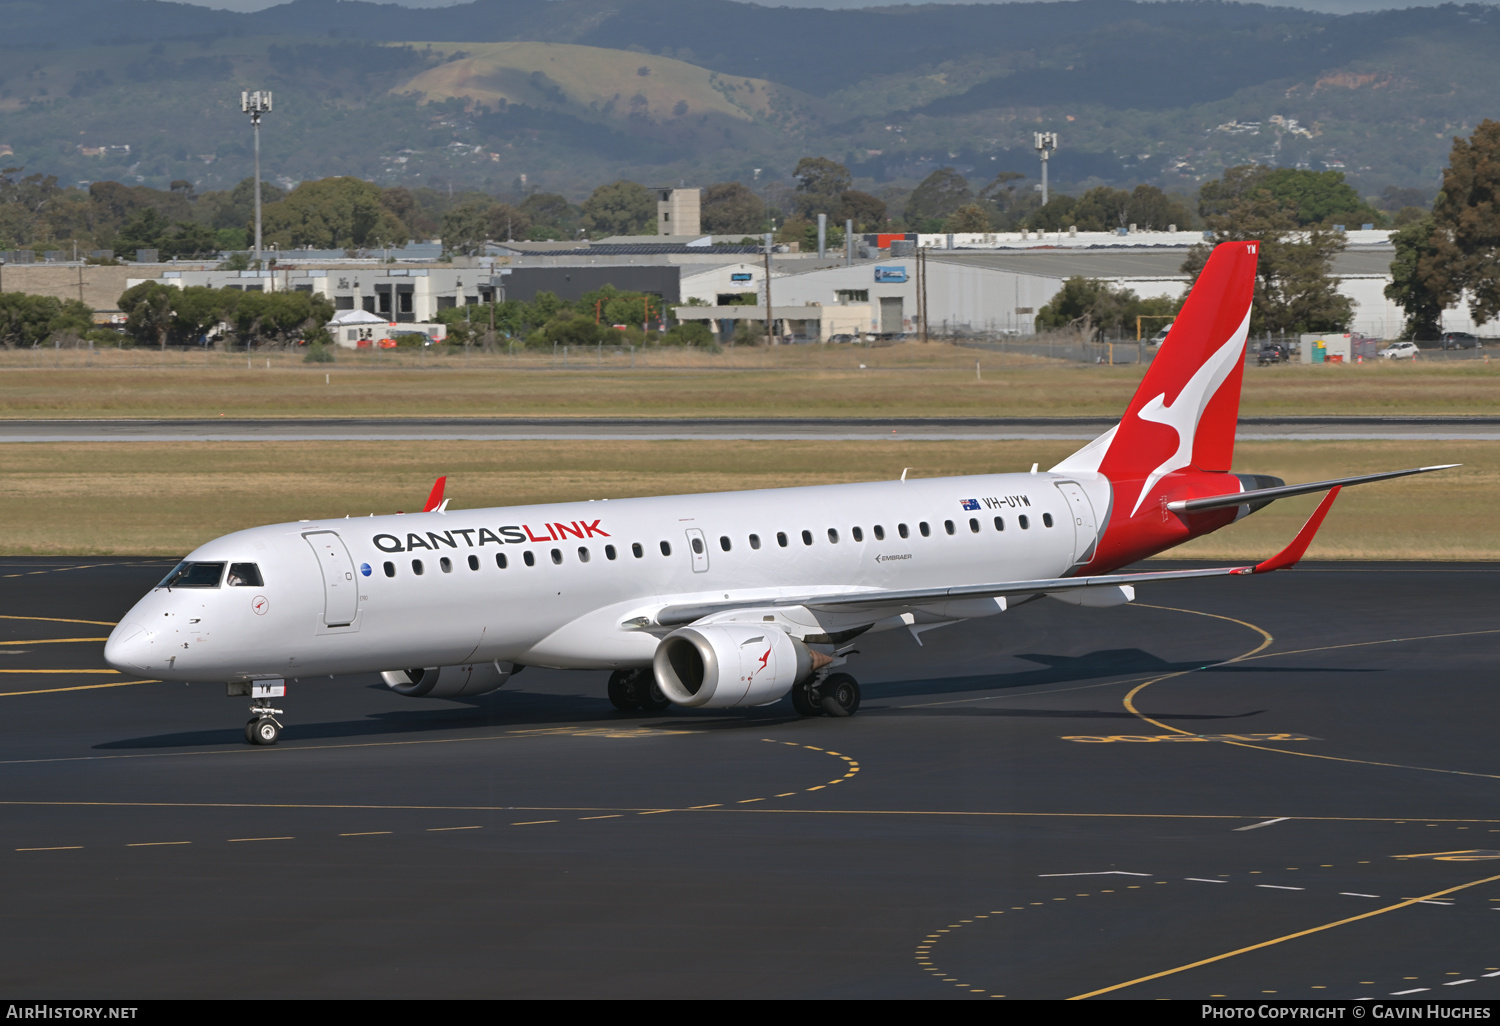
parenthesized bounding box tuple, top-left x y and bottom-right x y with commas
(960, 498, 981, 511)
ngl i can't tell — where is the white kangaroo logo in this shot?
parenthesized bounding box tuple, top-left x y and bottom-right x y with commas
(1128, 307, 1252, 517)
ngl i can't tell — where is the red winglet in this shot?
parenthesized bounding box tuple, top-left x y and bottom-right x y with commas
(1249, 486, 1341, 574)
(421, 476, 447, 513)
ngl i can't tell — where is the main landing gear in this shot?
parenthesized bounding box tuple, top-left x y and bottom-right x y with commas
(244, 698, 283, 746)
(790, 672, 861, 718)
(608, 668, 671, 713)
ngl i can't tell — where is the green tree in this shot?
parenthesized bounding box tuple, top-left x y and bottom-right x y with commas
(1417, 120, 1500, 327)
(701, 182, 764, 234)
(838, 189, 886, 231)
(117, 282, 238, 347)
(260, 177, 409, 250)
(1200, 165, 1379, 228)
(1026, 194, 1078, 231)
(1035, 278, 1177, 340)
(231, 290, 334, 348)
(441, 200, 495, 257)
(1385, 216, 1443, 339)
(117, 281, 178, 347)
(580, 180, 654, 237)
(792, 157, 854, 220)
(904, 168, 972, 226)
(945, 204, 992, 233)
(1184, 174, 1351, 335)
(0, 293, 91, 348)
(115, 207, 171, 256)
(519, 193, 577, 239)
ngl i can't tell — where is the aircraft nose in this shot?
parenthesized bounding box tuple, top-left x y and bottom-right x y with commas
(104, 621, 151, 673)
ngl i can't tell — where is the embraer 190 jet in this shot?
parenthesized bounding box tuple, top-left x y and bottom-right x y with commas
(104, 242, 1450, 744)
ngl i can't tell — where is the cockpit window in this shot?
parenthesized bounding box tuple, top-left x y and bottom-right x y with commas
(226, 563, 263, 587)
(157, 561, 226, 589)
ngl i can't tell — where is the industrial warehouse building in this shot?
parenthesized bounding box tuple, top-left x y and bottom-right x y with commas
(4, 226, 1426, 341)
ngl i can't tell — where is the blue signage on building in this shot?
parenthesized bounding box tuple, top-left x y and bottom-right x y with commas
(730, 272, 753, 282)
(874, 266, 908, 283)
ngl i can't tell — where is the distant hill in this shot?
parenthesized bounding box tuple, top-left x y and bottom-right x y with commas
(0, 0, 1495, 197)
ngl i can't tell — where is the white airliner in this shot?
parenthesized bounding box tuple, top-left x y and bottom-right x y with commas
(104, 242, 1450, 744)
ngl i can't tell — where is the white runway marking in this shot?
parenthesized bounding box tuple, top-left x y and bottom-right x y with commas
(1234, 818, 1289, 831)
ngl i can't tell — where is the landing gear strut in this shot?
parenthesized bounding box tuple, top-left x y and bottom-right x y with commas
(244, 698, 283, 746)
(791, 672, 861, 718)
(608, 668, 670, 713)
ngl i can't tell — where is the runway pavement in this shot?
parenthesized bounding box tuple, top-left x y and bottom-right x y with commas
(0, 558, 1497, 998)
(1, 416, 1499, 442)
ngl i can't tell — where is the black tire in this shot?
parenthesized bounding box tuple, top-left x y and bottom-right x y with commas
(790, 680, 822, 717)
(607, 670, 639, 712)
(244, 719, 260, 745)
(819, 673, 860, 718)
(632, 672, 671, 712)
(249, 717, 280, 746)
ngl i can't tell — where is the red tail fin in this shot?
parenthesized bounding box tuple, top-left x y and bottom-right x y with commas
(1100, 241, 1257, 514)
(1054, 241, 1258, 571)
(422, 476, 447, 513)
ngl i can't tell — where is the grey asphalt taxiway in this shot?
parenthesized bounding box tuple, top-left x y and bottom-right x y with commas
(1, 559, 1497, 999)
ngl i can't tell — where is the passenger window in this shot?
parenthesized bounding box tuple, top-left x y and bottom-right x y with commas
(1043, 512, 1054, 528)
(440, 557, 452, 573)
(411, 559, 424, 575)
(496, 553, 508, 569)
(383, 561, 396, 577)
(919, 522, 930, 537)
(226, 563, 263, 587)
(852, 526, 863, 542)
(551, 548, 563, 565)
(749, 534, 761, 550)
(994, 517, 1005, 531)
(1019, 515, 1030, 530)
(467, 554, 480, 570)
(719, 536, 731, 552)
(605, 545, 617, 560)
(158, 561, 226, 589)
(777, 532, 788, 548)
(969, 518, 980, 534)
(660, 541, 672, 556)
(691, 537, 704, 555)
(827, 528, 839, 543)
(898, 523, 909, 539)
(632, 543, 643, 558)
(578, 547, 590, 562)
(523, 551, 536, 566)
(944, 520, 955, 535)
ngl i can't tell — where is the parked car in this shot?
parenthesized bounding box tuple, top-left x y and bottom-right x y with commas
(1379, 342, 1420, 360)
(1257, 343, 1291, 365)
(1441, 331, 1483, 350)
(1148, 322, 1173, 346)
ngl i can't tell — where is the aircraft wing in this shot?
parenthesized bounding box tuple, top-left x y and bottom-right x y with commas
(655, 485, 1342, 627)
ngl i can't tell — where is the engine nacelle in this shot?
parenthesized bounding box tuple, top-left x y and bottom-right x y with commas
(381, 661, 518, 698)
(653, 624, 814, 708)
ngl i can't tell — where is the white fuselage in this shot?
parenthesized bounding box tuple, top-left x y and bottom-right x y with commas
(104, 470, 1109, 683)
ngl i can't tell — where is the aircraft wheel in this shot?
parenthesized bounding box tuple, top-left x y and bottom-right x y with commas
(632, 672, 671, 712)
(247, 717, 281, 746)
(607, 670, 640, 712)
(790, 680, 822, 717)
(819, 674, 860, 718)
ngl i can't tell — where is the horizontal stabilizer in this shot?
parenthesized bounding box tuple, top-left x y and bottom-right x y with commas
(1166, 464, 1458, 515)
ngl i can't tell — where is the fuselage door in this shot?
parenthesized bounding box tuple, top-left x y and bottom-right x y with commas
(303, 530, 360, 627)
(685, 528, 710, 573)
(1054, 482, 1100, 565)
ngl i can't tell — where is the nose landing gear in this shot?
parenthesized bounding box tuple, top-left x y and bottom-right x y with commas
(245, 701, 283, 746)
(229, 681, 287, 745)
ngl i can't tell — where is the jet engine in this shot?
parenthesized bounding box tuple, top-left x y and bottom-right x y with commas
(653, 624, 816, 708)
(381, 661, 518, 698)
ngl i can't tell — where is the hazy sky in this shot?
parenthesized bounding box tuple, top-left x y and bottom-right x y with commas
(173, 0, 1484, 17)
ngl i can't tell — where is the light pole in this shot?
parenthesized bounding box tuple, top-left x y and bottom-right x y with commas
(1034, 131, 1058, 207)
(241, 90, 273, 268)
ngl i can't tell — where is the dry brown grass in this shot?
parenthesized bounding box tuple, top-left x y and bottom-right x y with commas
(0, 438, 1489, 559)
(0, 344, 1494, 419)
